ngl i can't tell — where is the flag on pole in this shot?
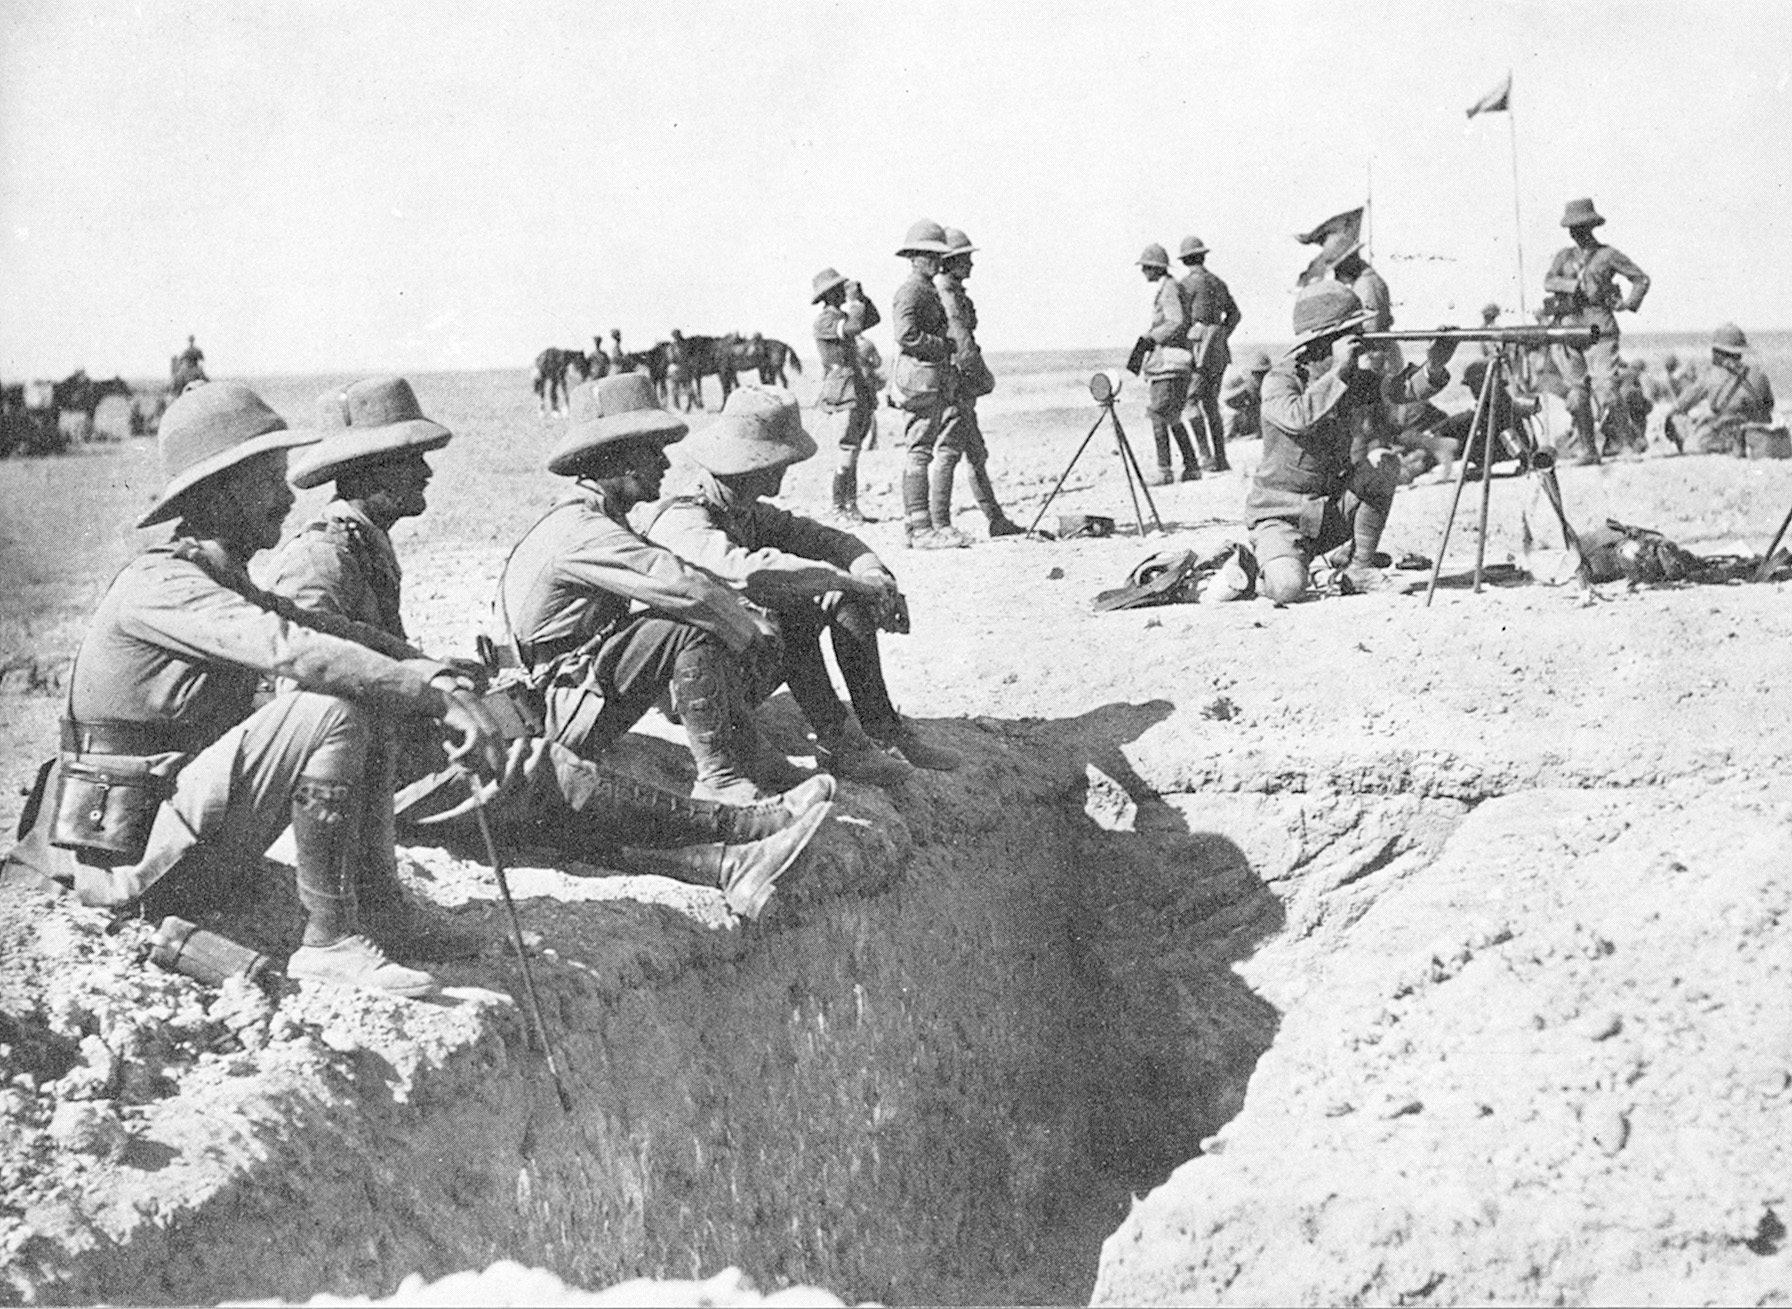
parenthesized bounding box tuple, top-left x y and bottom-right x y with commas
(1294, 206, 1363, 286)
(1466, 72, 1512, 118)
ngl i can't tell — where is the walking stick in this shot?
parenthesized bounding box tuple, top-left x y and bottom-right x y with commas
(1755, 502, 1792, 583)
(458, 766, 574, 1113)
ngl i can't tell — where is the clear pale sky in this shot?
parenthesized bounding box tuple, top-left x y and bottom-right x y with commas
(2, 0, 1788, 378)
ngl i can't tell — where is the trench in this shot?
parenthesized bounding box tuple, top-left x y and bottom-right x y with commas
(3, 701, 1476, 1307)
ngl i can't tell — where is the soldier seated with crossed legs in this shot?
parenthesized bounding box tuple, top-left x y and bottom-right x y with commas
(270, 377, 835, 925)
(638, 386, 961, 785)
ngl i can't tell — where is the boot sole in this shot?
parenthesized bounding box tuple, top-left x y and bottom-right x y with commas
(725, 799, 833, 920)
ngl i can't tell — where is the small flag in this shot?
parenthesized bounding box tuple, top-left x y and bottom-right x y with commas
(1294, 207, 1364, 287)
(1466, 73, 1512, 119)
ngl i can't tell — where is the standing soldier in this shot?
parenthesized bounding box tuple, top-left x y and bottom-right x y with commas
(1177, 235, 1243, 473)
(930, 227, 1024, 539)
(1247, 283, 1458, 602)
(1136, 243, 1200, 484)
(1542, 197, 1650, 464)
(1332, 242, 1400, 453)
(3, 381, 513, 996)
(270, 376, 834, 923)
(811, 267, 882, 523)
(889, 219, 964, 549)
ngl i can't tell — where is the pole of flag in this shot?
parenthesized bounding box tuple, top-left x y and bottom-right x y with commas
(1466, 71, 1525, 317)
(1505, 109, 1528, 317)
(1365, 158, 1374, 262)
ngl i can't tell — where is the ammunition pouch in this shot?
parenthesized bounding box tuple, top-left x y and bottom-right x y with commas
(816, 368, 860, 412)
(1541, 291, 1584, 321)
(50, 755, 170, 864)
(892, 355, 952, 412)
(1144, 345, 1195, 379)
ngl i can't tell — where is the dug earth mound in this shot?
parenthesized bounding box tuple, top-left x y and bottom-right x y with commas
(4, 450, 1792, 1304)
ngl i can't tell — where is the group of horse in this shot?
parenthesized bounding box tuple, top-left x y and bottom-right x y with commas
(532, 330, 802, 416)
(0, 369, 144, 458)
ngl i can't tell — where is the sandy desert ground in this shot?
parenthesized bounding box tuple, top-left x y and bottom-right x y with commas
(3, 359, 1791, 1305)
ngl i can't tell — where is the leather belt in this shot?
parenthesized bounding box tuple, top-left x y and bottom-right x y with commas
(61, 718, 208, 757)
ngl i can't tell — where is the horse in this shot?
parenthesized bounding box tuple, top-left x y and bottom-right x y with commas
(733, 333, 804, 386)
(6, 380, 66, 456)
(666, 332, 740, 410)
(609, 332, 672, 402)
(531, 347, 590, 416)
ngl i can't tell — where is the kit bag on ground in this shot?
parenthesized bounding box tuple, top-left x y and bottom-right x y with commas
(1093, 543, 1259, 611)
(1580, 519, 1701, 585)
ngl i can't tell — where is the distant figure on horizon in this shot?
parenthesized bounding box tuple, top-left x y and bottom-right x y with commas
(811, 265, 882, 522)
(1542, 197, 1650, 464)
(1222, 350, 1273, 445)
(170, 334, 207, 394)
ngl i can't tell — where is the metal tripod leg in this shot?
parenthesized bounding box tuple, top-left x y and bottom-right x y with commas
(1755, 502, 1792, 582)
(1108, 409, 1164, 535)
(1425, 355, 1499, 607)
(1025, 408, 1108, 537)
(1472, 355, 1504, 593)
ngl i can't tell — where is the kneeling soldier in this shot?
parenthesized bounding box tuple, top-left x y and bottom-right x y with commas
(3, 382, 514, 996)
(638, 386, 960, 782)
(272, 377, 832, 924)
(1248, 283, 1458, 602)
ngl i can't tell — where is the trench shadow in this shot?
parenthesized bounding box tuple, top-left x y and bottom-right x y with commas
(1029, 700, 1286, 1275)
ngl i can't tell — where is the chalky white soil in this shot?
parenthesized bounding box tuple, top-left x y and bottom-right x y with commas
(3, 390, 1792, 1305)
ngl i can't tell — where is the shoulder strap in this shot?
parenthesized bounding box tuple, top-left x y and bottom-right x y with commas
(494, 498, 584, 664)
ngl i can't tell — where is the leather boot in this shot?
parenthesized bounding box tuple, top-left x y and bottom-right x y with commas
(1210, 426, 1230, 472)
(622, 797, 834, 921)
(733, 705, 818, 792)
(930, 448, 961, 529)
(672, 644, 764, 804)
(968, 463, 1022, 535)
(862, 717, 962, 772)
(287, 776, 438, 997)
(815, 714, 914, 787)
(356, 743, 481, 963)
(902, 466, 933, 540)
(545, 749, 835, 848)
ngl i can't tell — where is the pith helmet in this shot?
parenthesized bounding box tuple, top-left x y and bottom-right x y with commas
(289, 376, 452, 490)
(811, 267, 849, 303)
(1289, 282, 1370, 350)
(1136, 243, 1170, 271)
(673, 385, 818, 477)
(547, 374, 688, 477)
(1560, 197, 1606, 228)
(136, 381, 318, 528)
(896, 219, 950, 256)
(941, 227, 978, 259)
(1712, 322, 1750, 354)
(1480, 302, 1502, 321)
(1177, 235, 1210, 259)
(1243, 349, 1273, 374)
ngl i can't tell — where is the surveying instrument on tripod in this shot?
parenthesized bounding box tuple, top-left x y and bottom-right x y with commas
(1352, 323, 1603, 605)
(1025, 368, 1164, 539)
